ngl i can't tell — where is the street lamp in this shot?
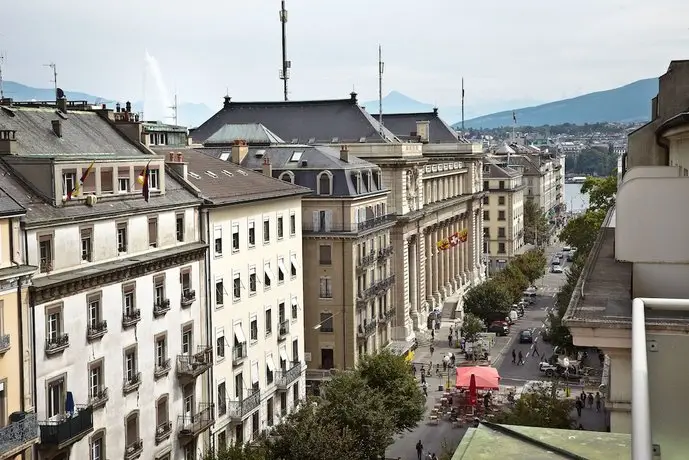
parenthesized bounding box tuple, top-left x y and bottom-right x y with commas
(312, 310, 344, 330)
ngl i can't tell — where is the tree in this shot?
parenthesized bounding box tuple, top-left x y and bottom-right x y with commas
(492, 382, 574, 429)
(492, 264, 529, 303)
(524, 199, 550, 245)
(559, 209, 605, 255)
(356, 350, 425, 433)
(461, 313, 485, 342)
(581, 175, 617, 213)
(202, 443, 267, 460)
(463, 279, 512, 323)
(511, 249, 546, 285)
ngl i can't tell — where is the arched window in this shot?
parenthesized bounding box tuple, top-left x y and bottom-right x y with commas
(317, 171, 332, 196)
(279, 171, 294, 184)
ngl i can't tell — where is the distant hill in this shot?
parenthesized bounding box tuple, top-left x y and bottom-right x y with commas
(458, 78, 659, 129)
(1, 80, 213, 127)
(362, 91, 435, 114)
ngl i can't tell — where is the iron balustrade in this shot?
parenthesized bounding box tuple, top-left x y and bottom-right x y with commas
(39, 405, 93, 448)
(377, 245, 394, 261)
(357, 251, 377, 271)
(276, 362, 302, 389)
(155, 421, 172, 445)
(181, 290, 196, 307)
(88, 387, 109, 409)
(122, 309, 141, 328)
(45, 334, 69, 354)
(86, 320, 108, 341)
(155, 358, 172, 378)
(153, 299, 171, 317)
(357, 320, 378, 338)
(0, 333, 10, 353)
(304, 213, 396, 234)
(123, 372, 141, 394)
(227, 390, 261, 420)
(124, 438, 143, 460)
(357, 275, 396, 301)
(0, 412, 38, 456)
(177, 403, 214, 440)
(176, 346, 212, 382)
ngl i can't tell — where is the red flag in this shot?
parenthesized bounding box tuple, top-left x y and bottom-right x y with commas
(142, 161, 151, 202)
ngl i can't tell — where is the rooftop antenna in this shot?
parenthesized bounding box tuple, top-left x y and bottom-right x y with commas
(44, 62, 57, 96)
(168, 92, 178, 125)
(461, 77, 465, 131)
(0, 52, 6, 99)
(279, 0, 290, 101)
(378, 44, 384, 139)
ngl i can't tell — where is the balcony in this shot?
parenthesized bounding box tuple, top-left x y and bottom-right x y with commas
(178, 403, 214, 443)
(181, 289, 196, 308)
(123, 372, 141, 394)
(227, 390, 261, 422)
(88, 387, 109, 410)
(278, 321, 289, 341)
(122, 309, 141, 328)
(358, 214, 396, 232)
(176, 346, 212, 383)
(124, 438, 143, 460)
(0, 333, 9, 354)
(154, 358, 171, 379)
(155, 421, 172, 445)
(356, 251, 377, 272)
(303, 213, 396, 235)
(0, 412, 39, 458)
(377, 245, 394, 262)
(153, 299, 171, 317)
(379, 309, 395, 324)
(357, 320, 378, 339)
(86, 320, 108, 341)
(276, 362, 302, 390)
(38, 405, 93, 450)
(45, 334, 69, 355)
(357, 275, 395, 302)
(233, 343, 247, 366)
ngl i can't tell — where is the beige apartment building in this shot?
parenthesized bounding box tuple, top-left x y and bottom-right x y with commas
(481, 156, 526, 274)
(564, 61, 689, 459)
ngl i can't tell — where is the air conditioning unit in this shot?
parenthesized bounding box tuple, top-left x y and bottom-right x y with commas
(85, 195, 98, 206)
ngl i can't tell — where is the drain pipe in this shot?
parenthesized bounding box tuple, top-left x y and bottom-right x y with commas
(632, 297, 689, 460)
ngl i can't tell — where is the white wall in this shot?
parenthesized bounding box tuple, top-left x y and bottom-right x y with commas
(208, 196, 305, 444)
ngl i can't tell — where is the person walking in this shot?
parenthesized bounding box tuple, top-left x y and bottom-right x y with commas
(430, 345, 435, 358)
(512, 349, 517, 364)
(416, 440, 424, 460)
(533, 343, 540, 358)
(575, 398, 583, 417)
(595, 392, 602, 412)
(422, 382, 428, 397)
(448, 333, 453, 348)
(412, 365, 417, 378)
(518, 350, 524, 365)
(587, 393, 594, 409)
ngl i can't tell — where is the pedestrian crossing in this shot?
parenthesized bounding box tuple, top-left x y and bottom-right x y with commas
(534, 286, 560, 295)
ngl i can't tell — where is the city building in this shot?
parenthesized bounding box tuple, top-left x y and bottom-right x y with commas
(142, 121, 189, 149)
(0, 97, 209, 460)
(481, 156, 526, 274)
(0, 194, 38, 460)
(156, 148, 310, 447)
(564, 61, 689, 459)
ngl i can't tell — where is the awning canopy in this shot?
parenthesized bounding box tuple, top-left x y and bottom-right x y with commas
(266, 355, 276, 372)
(279, 346, 289, 363)
(234, 324, 246, 343)
(278, 259, 287, 276)
(251, 362, 260, 384)
(456, 366, 500, 390)
(290, 253, 299, 268)
(291, 296, 298, 307)
(264, 264, 275, 283)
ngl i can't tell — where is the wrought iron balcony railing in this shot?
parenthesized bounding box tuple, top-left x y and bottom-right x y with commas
(181, 289, 196, 307)
(122, 309, 141, 328)
(357, 251, 377, 272)
(153, 299, 171, 317)
(176, 346, 212, 383)
(378, 309, 395, 324)
(178, 403, 214, 442)
(38, 405, 93, 449)
(357, 320, 378, 339)
(155, 358, 171, 379)
(88, 387, 109, 410)
(377, 245, 394, 262)
(86, 320, 108, 341)
(155, 421, 172, 445)
(357, 275, 395, 301)
(45, 333, 69, 355)
(303, 213, 396, 234)
(124, 438, 143, 460)
(276, 361, 302, 390)
(227, 390, 261, 421)
(123, 372, 141, 394)
(0, 412, 38, 458)
(0, 333, 10, 354)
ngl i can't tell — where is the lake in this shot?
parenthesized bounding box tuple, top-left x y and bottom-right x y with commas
(565, 183, 589, 212)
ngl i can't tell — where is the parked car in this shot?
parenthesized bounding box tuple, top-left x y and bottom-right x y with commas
(562, 246, 571, 252)
(487, 321, 509, 336)
(551, 265, 564, 274)
(556, 252, 564, 259)
(519, 329, 534, 344)
(551, 258, 561, 266)
(566, 253, 574, 262)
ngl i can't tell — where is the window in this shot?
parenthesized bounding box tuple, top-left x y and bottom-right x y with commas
(181, 324, 193, 354)
(319, 245, 331, 265)
(217, 382, 227, 416)
(498, 243, 506, 254)
(289, 213, 296, 236)
(267, 396, 274, 426)
(149, 169, 160, 189)
(38, 234, 53, 273)
(122, 283, 136, 316)
(277, 215, 284, 239)
(118, 177, 130, 193)
(180, 267, 192, 297)
(148, 217, 158, 248)
(499, 180, 505, 190)
(218, 430, 227, 450)
(47, 375, 65, 418)
(215, 279, 224, 307)
(290, 253, 298, 278)
(46, 304, 63, 342)
(216, 329, 225, 360)
(233, 272, 241, 301)
(248, 221, 256, 247)
(498, 227, 506, 238)
(264, 262, 274, 290)
(248, 267, 257, 294)
(156, 396, 169, 437)
(176, 213, 185, 242)
(90, 430, 105, 460)
(155, 334, 167, 369)
(263, 217, 270, 243)
(81, 228, 92, 262)
(62, 172, 76, 197)
(318, 172, 332, 196)
(154, 275, 166, 305)
(266, 357, 275, 386)
(498, 210, 506, 221)
(482, 210, 489, 221)
(482, 196, 489, 205)
(87, 293, 102, 329)
(214, 226, 223, 256)
(88, 360, 104, 404)
(250, 317, 258, 342)
(319, 277, 333, 299)
(483, 180, 489, 191)
(319, 313, 334, 332)
(483, 227, 490, 238)
(291, 297, 298, 321)
(265, 308, 273, 335)
(498, 196, 505, 205)
(124, 346, 138, 382)
(232, 223, 240, 251)
(117, 222, 128, 253)
(277, 257, 286, 283)
(292, 338, 299, 363)
(279, 172, 294, 184)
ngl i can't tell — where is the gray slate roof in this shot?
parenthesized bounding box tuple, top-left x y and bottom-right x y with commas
(0, 107, 145, 157)
(152, 148, 310, 206)
(205, 123, 284, 146)
(190, 94, 400, 145)
(0, 189, 26, 216)
(484, 157, 520, 179)
(374, 111, 469, 144)
(198, 145, 384, 198)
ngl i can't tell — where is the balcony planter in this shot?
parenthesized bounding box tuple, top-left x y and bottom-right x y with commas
(181, 290, 196, 308)
(45, 334, 69, 355)
(122, 310, 141, 328)
(155, 421, 172, 445)
(86, 320, 108, 341)
(124, 438, 143, 460)
(88, 388, 109, 410)
(154, 359, 171, 379)
(123, 373, 141, 395)
(153, 299, 171, 318)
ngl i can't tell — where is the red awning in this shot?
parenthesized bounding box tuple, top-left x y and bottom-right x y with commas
(455, 366, 500, 390)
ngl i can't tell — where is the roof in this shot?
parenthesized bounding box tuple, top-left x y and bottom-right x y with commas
(190, 94, 400, 145)
(0, 189, 26, 216)
(0, 106, 145, 157)
(495, 143, 516, 155)
(484, 157, 521, 179)
(159, 148, 310, 206)
(373, 111, 469, 144)
(204, 123, 284, 146)
(452, 423, 631, 459)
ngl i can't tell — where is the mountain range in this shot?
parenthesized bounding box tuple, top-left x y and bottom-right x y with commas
(1, 77, 660, 129)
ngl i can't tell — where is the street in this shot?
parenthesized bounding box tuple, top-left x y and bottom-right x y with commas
(385, 242, 608, 459)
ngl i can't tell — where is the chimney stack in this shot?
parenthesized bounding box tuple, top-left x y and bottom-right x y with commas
(51, 120, 62, 138)
(56, 97, 67, 113)
(125, 101, 132, 113)
(262, 157, 273, 177)
(116, 103, 121, 113)
(416, 120, 430, 143)
(350, 91, 358, 103)
(0, 130, 17, 155)
(166, 151, 188, 181)
(340, 145, 350, 163)
(223, 96, 232, 109)
(231, 139, 249, 164)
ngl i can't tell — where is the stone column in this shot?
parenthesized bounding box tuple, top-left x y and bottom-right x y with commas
(409, 237, 418, 328)
(448, 221, 456, 291)
(425, 230, 434, 310)
(437, 225, 445, 298)
(454, 218, 462, 287)
(444, 224, 452, 293)
(433, 227, 441, 303)
(462, 214, 469, 284)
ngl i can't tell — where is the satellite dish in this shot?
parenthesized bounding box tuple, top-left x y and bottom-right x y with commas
(56, 88, 65, 99)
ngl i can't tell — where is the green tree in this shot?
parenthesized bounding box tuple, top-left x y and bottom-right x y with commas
(202, 443, 267, 460)
(581, 175, 617, 213)
(461, 312, 486, 342)
(357, 350, 425, 433)
(492, 382, 574, 429)
(559, 209, 605, 255)
(524, 199, 550, 245)
(492, 264, 529, 303)
(511, 249, 546, 285)
(463, 279, 512, 323)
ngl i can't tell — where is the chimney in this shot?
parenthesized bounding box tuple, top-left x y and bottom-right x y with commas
(223, 96, 232, 109)
(350, 91, 358, 103)
(0, 130, 17, 155)
(416, 120, 430, 143)
(116, 103, 121, 113)
(340, 145, 350, 163)
(262, 157, 273, 177)
(230, 139, 249, 164)
(56, 96, 67, 113)
(125, 101, 132, 113)
(433, 107, 438, 116)
(166, 152, 188, 180)
(51, 120, 62, 138)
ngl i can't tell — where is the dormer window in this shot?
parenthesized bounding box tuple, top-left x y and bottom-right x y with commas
(62, 172, 76, 197)
(317, 171, 332, 196)
(352, 172, 361, 194)
(362, 171, 370, 192)
(279, 171, 294, 184)
(373, 170, 381, 190)
(149, 169, 160, 189)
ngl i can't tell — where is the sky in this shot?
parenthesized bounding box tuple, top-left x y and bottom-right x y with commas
(2, 0, 689, 117)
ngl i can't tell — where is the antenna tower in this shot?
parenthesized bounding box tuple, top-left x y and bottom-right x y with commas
(44, 62, 57, 95)
(279, 0, 290, 101)
(461, 77, 465, 131)
(168, 93, 179, 126)
(378, 45, 384, 139)
(0, 52, 6, 99)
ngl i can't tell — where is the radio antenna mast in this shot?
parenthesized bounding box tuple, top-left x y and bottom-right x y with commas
(168, 93, 178, 125)
(0, 52, 6, 99)
(461, 77, 465, 131)
(44, 62, 57, 95)
(378, 44, 384, 139)
(279, 0, 290, 101)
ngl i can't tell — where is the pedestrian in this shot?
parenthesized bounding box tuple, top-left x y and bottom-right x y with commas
(575, 398, 583, 417)
(420, 372, 426, 385)
(442, 360, 447, 372)
(518, 350, 524, 365)
(412, 365, 417, 377)
(448, 334, 453, 348)
(580, 391, 586, 405)
(416, 440, 423, 460)
(430, 345, 435, 357)
(533, 343, 540, 358)
(578, 423, 584, 430)
(512, 349, 517, 364)
(431, 328, 435, 340)
(422, 382, 428, 397)
(587, 393, 594, 409)
(595, 392, 602, 412)
(449, 325, 454, 336)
